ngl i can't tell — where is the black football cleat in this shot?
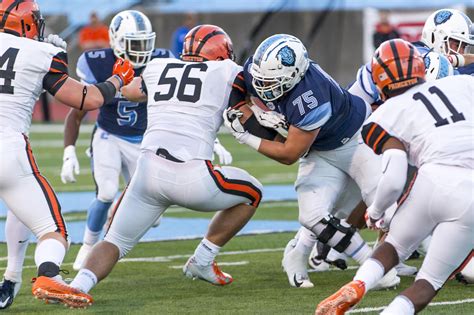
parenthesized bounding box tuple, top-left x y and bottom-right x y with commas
(0, 279, 18, 309)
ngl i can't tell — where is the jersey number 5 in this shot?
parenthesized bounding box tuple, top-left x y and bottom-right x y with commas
(413, 86, 465, 127)
(154, 63, 208, 103)
(0, 48, 19, 95)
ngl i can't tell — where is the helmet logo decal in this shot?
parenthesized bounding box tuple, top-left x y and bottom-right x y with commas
(424, 55, 431, 70)
(434, 10, 453, 25)
(277, 46, 296, 67)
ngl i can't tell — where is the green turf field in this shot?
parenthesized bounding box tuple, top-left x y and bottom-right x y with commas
(0, 125, 472, 314)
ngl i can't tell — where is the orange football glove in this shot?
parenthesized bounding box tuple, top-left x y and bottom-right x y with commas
(112, 58, 134, 86)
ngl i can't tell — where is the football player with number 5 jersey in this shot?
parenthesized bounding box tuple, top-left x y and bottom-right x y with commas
(31, 25, 262, 308)
(0, 0, 134, 309)
(317, 39, 473, 315)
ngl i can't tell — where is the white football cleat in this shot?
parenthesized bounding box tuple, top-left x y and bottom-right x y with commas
(73, 244, 93, 271)
(183, 256, 233, 285)
(396, 262, 418, 276)
(372, 268, 400, 290)
(282, 239, 314, 288)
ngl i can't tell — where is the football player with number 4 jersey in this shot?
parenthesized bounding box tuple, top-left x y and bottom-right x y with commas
(0, 0, 135, 309)
(316, 39, 473, 315)
(31, 25, 262, 308)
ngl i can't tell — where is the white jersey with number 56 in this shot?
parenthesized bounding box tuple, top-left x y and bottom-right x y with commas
(363, 75, 474, 169)
(141, 58, 241, 161)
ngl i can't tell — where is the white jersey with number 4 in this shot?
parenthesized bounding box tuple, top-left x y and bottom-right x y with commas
(363, 75, 474, 169)
(0, 33, 66, 134)
(141, 58, 241, 161)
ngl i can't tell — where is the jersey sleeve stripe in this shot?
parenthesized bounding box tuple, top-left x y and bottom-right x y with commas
(53, 57, 68, 67)
(362, 122, 393, 154)
(372, 129, 387, 152)
(232, 83, 245, 93)
(51, 74, 68, 89)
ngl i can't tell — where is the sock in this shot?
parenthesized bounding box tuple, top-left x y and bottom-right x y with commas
(294, 227, 317, 255)
(83, 226, 102, 246)
(354, 258, 385, 291)
(348, 236, 373, 265)
(70, 269, 98, 293)
(34, 238, 66, 277)
(4, 211, 31, 283)
(86, 198, 112, 233)
(193, 238, 220, 266)
(381, 295, 415, 315)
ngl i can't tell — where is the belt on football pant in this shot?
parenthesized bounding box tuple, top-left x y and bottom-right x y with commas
(156, 148, 184, 163)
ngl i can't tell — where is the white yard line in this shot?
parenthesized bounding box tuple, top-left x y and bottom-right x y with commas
(169, 261, 249, 269)
(347, 298, 474, 313)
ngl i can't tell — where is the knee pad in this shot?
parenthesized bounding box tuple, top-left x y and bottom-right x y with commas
(97, 180, 119, 202)
(312, 215, 357, 253)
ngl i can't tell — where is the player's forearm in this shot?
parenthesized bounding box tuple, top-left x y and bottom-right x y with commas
(55, 76, 122, 111)
(369, 149, 408, 219)
(63, 109, 86, 147)
(257, 139, 302, 165)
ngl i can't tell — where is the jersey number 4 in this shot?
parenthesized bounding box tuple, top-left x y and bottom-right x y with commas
(154, 63, 207, 103)
(0, 48, 19, 95)
(413, 86, 465, 127)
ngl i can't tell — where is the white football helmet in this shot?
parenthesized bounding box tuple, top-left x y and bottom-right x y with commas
(423, 51, 454, 81)
(421, 9, 474, 55)
(251, 34, 310, 101)
(109, 10, 156, 68)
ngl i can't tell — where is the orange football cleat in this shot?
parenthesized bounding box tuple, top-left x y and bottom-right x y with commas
(315, 280, 366, 315)
(32, 276, 93, 309)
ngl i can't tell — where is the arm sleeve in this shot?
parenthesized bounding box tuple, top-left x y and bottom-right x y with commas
(42, 51, 69, 95)
(347, 63, 380, 105)
(361, 122, 393, 154)
(228, 71, 247, 109)
(369, 149, 408, 219)
(75, 53, 97, 84)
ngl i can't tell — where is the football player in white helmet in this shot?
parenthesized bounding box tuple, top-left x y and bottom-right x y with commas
(424, 51, 454, 81)
(421, 8, 474, 71)
(224, 34, 401, 289)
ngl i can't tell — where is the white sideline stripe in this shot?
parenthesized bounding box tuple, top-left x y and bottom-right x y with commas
(30, 124, 94, 133)
(169, 261, 249, 269)
(347, 298, 474, 313)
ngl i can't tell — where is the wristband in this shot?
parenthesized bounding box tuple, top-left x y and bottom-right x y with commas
(244, 133, 262, 151)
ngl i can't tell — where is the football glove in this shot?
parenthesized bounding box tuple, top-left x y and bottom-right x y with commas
(60, 145, 80, 184)
(250, 105, 289, 138)
(112, 58, 134, 86)
(44, 34, 67, 50)
(213, 138, 233, 165)
(222, 108, 261, 150)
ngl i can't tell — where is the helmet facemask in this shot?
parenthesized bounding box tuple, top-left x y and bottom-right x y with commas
(123, 31, 156, 68)
(251, 66, 297, 102)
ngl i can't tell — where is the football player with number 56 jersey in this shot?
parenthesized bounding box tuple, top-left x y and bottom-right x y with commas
(317, 39, 473, 315)
(0, 0, 134, 309)
(31, 24, 262, 308)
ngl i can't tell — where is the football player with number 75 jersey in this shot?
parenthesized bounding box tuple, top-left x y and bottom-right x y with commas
(317, 39, 473, 315)
(0, 0, 134, 309)
(31, 24, 263, 308)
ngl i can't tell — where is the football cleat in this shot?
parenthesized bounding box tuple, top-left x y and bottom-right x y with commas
(315, 280, 365, 315)
(395, 262, 418, 276)
(372, 268, 400, 290)
(73, 244, 93, 271)
(32, 276, 93, 309)
(183, 256, 233, 286)
(282, 239, 314, 288)
(0, 279, 21, 309)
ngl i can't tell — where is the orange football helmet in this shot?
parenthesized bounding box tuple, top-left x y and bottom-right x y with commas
(371, 39, 425, 101)
(0, 0, 45, 40)
(181, 24, 235, 62)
